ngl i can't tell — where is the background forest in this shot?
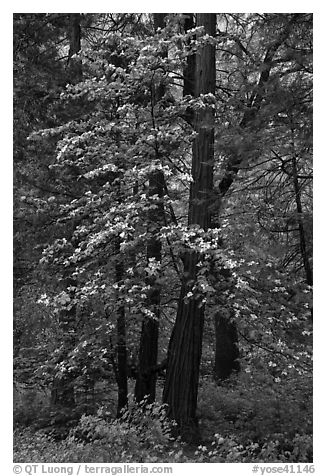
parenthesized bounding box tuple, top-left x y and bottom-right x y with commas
(13, 13, 313, 463)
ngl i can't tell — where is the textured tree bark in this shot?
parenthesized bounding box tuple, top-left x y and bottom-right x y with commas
(134, 13, 166, 403)
(181, 13, 240, 382)
(163, 13, 216, 443)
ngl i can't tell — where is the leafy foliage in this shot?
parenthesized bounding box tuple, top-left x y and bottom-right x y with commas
(14, 382, 312, 462)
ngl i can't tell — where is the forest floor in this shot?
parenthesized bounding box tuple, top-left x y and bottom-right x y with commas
(13, 372, 313, 463)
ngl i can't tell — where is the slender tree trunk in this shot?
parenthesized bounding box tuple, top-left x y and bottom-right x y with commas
(111, 151, 128, 416)
(67, 13, 82, 82)
(115, 241, 129, 416)
(134, 169, 164, 402)
(134, 13, 166, 403)
(291, 154, 313, 286)
(51, 14, 82, 408)
(163, 14, 216, 442)
(134, 165, 164, 402)
(183, 13, 196, 125)
(183, 14, 196, 97)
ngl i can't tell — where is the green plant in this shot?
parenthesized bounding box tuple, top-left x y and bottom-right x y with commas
(197, 373, 312, 449)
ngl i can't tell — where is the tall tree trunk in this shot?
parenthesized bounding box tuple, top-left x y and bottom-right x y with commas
(182, 13, 238, 381)
(163, 13, 216, 442)
(134, 165, 164, 402)
(51, 14, 82, 408)
(115, 240, 129, 416)
(291, 154, 313, 286)
(110, 152, 128, 416)
(134, 13, 166, 403)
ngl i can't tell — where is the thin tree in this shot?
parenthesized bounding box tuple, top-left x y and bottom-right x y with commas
(134, 13, 167, 403)
(115, 163, 129, 416)
(290, 134, 313, 286)
(51, 13, 82, 408)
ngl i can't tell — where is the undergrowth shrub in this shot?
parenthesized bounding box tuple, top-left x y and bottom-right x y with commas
(193, 433, 313, 462)
(197, 371, 312, 461)
(70, 399, 174, 460)
(14, 427, 313, 463)
(14, 400, 178, 463)
(14, 375, 312, 463)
